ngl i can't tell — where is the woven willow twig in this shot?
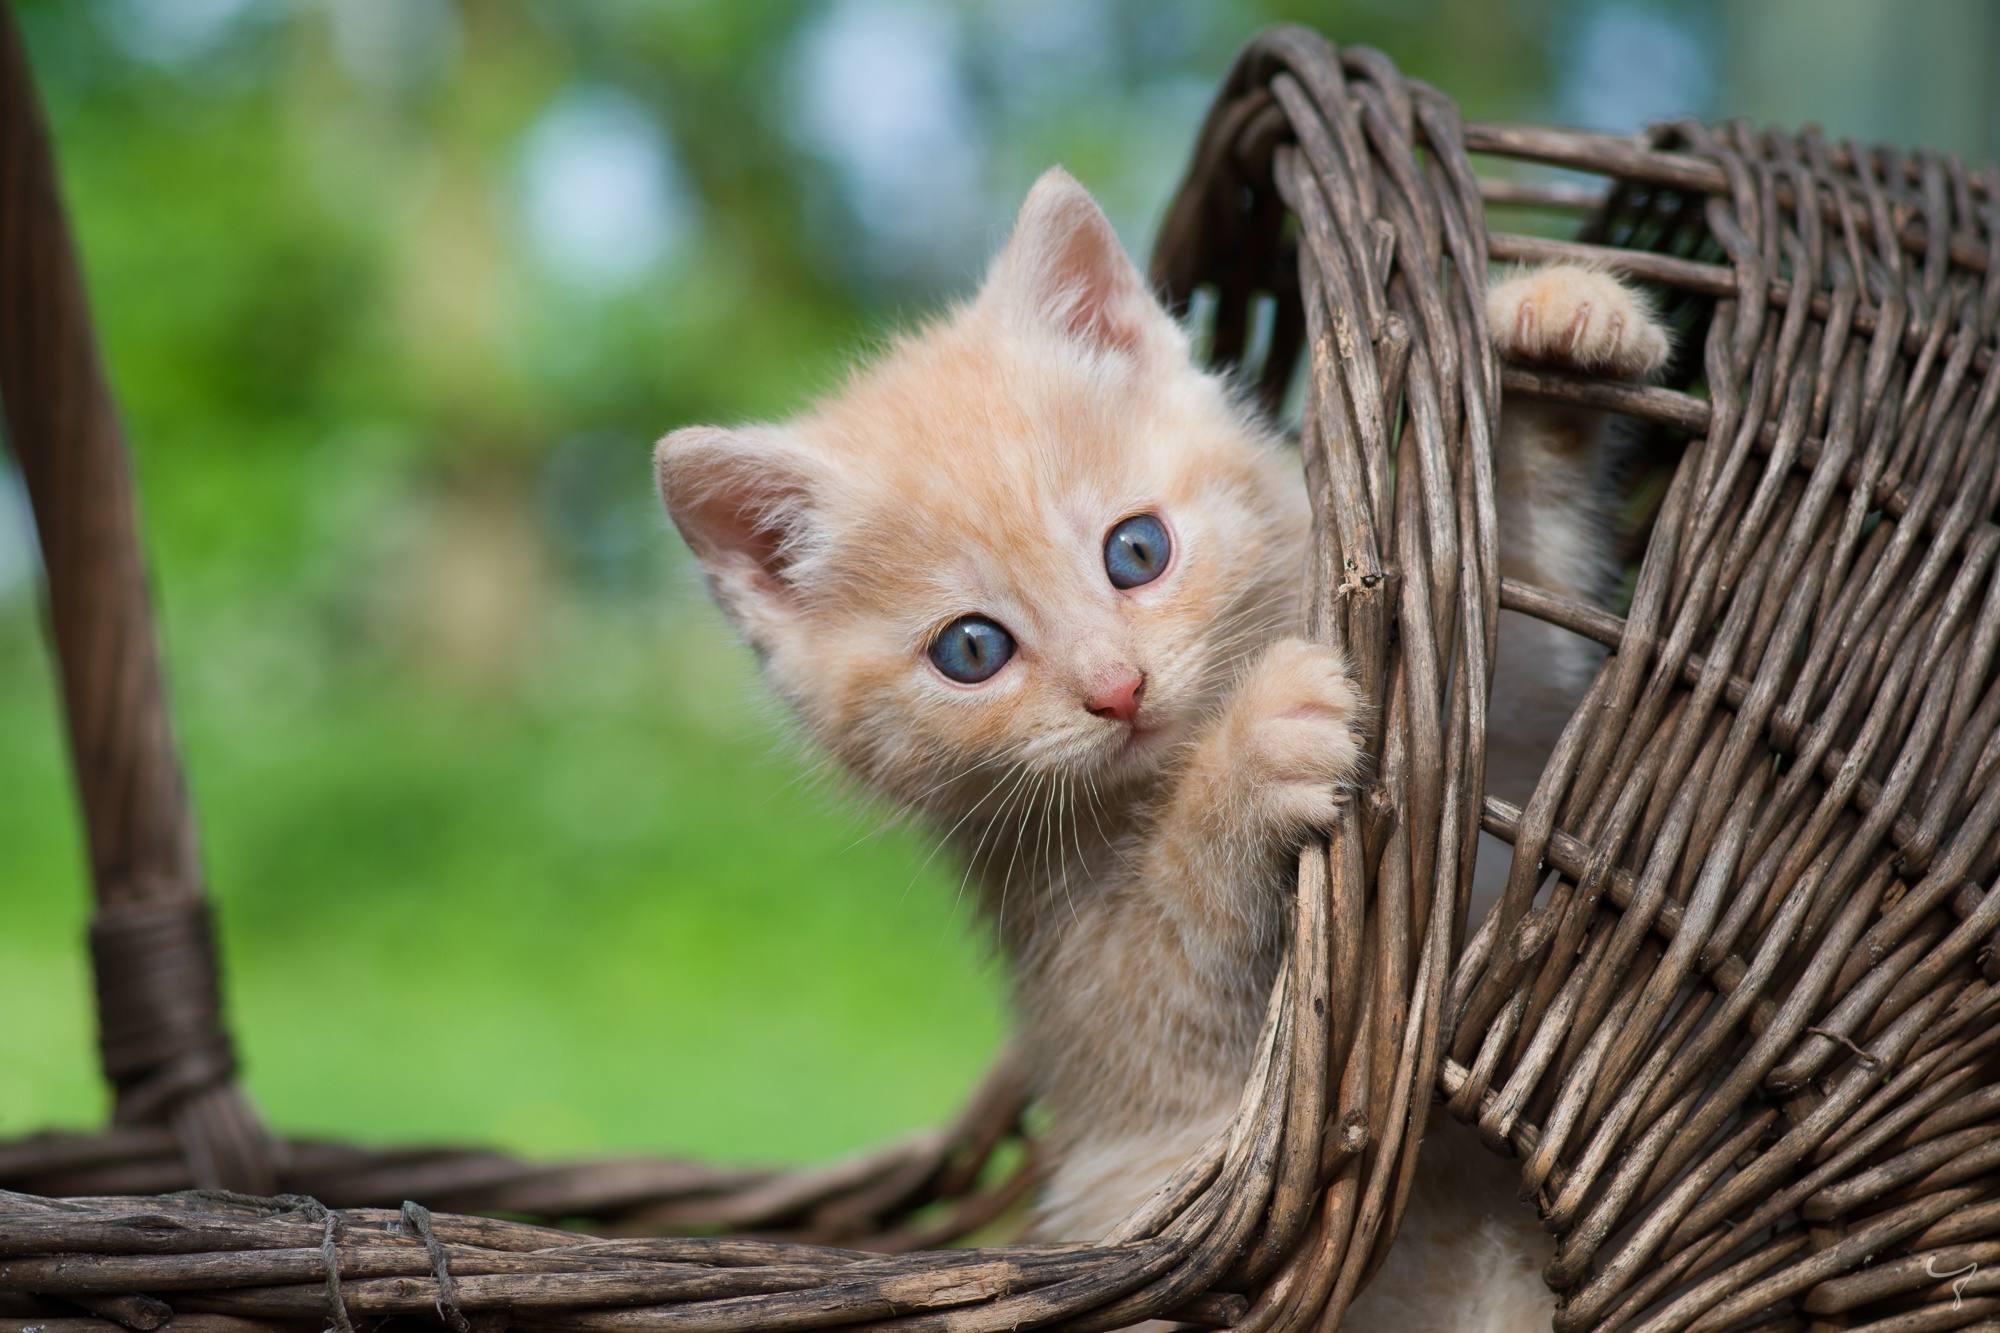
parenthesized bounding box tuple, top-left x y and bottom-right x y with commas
(1435, 110, 2000, 1333)
(0, 1055, 1035, 1251)
(0, 0, 272, 1200)
(7, 19, 2000, 1333)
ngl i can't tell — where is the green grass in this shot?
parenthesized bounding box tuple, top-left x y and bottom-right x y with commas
(0, 584, 1007, 1167)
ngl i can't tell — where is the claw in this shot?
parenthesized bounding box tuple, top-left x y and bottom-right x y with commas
(1561, 301, 1592, 359)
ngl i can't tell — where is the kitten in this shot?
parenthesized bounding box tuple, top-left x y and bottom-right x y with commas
(657, 169, 1667, 1331)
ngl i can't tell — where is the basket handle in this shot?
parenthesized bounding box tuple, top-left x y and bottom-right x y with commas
(0, 6, 273, 1194)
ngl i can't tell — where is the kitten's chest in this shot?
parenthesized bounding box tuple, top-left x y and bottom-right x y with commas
(943, 787, 1154, 929)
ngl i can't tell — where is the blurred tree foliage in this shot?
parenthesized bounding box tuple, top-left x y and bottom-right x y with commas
(3, 0, 1575, 1164)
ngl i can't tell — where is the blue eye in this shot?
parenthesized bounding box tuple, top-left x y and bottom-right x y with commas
(929, 616, 1015, 684)
(1104, 514, 1171, 589)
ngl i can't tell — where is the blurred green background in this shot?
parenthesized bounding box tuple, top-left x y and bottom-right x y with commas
(4, 0, 1995, 1166)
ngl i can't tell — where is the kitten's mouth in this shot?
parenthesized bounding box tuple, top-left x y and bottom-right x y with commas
(1119, 720, 1173, 758)
(1089, 707, 1181, 773)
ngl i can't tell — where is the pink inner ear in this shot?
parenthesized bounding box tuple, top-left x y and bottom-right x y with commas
(702, 494, 792, 589)
(1049, 218, 1144, 355)
(1056, 220, 1152, 352)
(999, 172, 1155, 359)
(658, 430, 815, 601)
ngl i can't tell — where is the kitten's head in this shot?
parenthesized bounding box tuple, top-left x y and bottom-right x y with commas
(658, 169, 1306, 815)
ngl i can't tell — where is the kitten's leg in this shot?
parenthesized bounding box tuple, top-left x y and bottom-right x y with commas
(1477, 268, 1671, 939)
(1140, 637, 1365, 969)
(1028, 639, 1364, 1240)
(1486, 264, 1669, 602)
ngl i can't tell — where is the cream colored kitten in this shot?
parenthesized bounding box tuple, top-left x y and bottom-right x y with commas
(658, 169, 1667, 1332)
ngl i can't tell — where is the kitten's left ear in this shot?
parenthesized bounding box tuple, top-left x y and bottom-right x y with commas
(655, 425, 824, 653)
(982, 167, 1181, 362)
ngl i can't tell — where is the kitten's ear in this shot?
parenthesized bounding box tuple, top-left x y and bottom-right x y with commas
(983, 167, 1179, 361)
(656, 426, 822, 644)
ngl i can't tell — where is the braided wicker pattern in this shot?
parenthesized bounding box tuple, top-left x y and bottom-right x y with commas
(0, 1057, 1033, 1251)
(1439, 113, 2000, 1333)
(6, 22, 1998, 1333)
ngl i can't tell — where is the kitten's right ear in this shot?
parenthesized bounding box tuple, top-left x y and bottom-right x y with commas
(656, 426, 821, 644)
(982, 166, 1180, 363)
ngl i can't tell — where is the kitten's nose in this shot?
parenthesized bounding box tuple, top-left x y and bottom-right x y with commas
(1086, 669, 1145, 725)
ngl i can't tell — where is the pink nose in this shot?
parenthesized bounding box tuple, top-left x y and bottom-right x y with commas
(1086, 670, 1146, 725)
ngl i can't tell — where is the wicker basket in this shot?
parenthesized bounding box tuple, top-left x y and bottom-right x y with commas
(5, 19, 1997, 1333)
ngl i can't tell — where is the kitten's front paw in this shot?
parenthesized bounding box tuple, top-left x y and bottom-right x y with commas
(1227, 639, 1367, 838)
(1487, 264, 1669, 381)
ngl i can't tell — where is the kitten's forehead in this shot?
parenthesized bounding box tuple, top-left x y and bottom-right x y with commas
(819, 450, 1122, 635)
(797, 315, 1183, 608)
(815, 317, 1151, 489)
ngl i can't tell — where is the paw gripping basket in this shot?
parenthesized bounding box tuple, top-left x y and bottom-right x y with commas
(5, 19, 1998, 1333)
